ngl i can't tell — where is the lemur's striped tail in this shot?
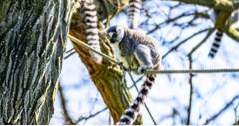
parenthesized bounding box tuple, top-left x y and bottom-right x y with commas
(208, 29, 223, 58)
(82, 0, 102, 63)
(128, 0, 142, 29)
(117, 74, 156, 125)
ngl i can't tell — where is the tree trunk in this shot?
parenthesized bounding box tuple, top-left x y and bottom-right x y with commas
(0, 0, 73, 124)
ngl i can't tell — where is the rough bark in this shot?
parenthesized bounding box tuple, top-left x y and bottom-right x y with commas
(69, 0, 142, 124)
(0, 0, 73, 124)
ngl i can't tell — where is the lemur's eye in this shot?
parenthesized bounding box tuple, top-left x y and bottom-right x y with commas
(112, 33, 117, 38)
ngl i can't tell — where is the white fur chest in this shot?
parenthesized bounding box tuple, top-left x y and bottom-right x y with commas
(111, 43, 129, 68)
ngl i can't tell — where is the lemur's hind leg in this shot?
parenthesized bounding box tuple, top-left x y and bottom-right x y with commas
(134, 44, 153, 74)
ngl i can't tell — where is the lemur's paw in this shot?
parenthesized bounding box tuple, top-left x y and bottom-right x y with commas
(137, 65, 153, 74)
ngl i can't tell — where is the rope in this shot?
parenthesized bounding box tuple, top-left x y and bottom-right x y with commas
(68, 34, 239, 74)
(68, 34, 121, 65)
(147, 68, 239, 74)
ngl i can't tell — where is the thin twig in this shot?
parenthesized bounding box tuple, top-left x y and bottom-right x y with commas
(188, 28, 214, 56)
(65, 48, 75, 54)
(58, 84, 75, 125)
(75, 107, 108, 124)
(128, 75, 144, 89)
(82, 93, 100, 124)
(162, 28, 212, 59)
(147, 12, 199, 34)
(64, 51, 76, 59)
(205, 95, 239, 124)
(186, 55, 193, 125)
(186, 27, 214, 124)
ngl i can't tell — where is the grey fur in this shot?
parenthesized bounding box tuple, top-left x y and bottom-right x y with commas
(108, 26, 160, 73)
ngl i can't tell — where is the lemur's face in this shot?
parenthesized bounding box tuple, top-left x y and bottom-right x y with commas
(107, 25, 124, 44)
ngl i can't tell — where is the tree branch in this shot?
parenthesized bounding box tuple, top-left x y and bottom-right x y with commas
(168, 0, 235, 11)
(225, 25, 239, 43)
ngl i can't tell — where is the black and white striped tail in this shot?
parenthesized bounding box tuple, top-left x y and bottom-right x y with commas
(117, 75, 155, 125)
(128, 0, 142, 29)
(208, 29, 223, 58)
(82, 0, 102, 63)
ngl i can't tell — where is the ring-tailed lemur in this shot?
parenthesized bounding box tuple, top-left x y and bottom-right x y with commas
(208, 9, 239, 58)
(128, 0, 142, 29)
(81, 0, 102, 63)
(107, 25, 161, 124)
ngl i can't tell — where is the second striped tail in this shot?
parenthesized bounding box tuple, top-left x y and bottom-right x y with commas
(208, 29, 223, 58)
(128, 0, 142, 29)
(82, 0, 103, 64)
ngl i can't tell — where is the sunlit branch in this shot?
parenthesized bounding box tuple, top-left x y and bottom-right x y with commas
(226, 25, 239, 43)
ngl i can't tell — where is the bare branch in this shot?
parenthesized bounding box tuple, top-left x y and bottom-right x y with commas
(186, 55, 193, 125)
(162, 28, 212, 59)
(58, 84, 75, 125)
(75, 108, 108, 124)
(205, 95, 239, 124)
